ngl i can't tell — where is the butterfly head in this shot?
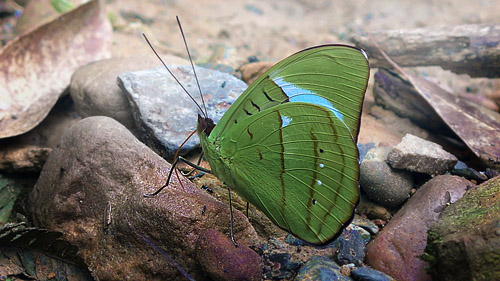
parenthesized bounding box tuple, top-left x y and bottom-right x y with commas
(197, 114, 215, 136)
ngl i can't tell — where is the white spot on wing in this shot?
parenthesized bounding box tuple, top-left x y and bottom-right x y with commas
(281, 115, 292, 128)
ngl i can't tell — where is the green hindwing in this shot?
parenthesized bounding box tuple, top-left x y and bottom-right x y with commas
(199, 45, 369, 245)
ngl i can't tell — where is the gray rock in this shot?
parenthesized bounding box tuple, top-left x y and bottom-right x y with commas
(351, 266, 393, 281)
(387, 134, 458, 176)
(295, 256, 350, 281)
(29, 116, 259, 281)
(70, 55, 189, 135)
(118, 66, 247, 158)
(360, 146, 414, 208)
(424, 177, 500, 281)
(365, 175, 473, 281)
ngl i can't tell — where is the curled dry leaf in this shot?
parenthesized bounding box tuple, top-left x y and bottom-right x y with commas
(0, 0, 111, 139)
(376, 47, 500, 169)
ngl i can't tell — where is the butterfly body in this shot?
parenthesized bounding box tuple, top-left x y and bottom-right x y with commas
(197, 45, 369, 245)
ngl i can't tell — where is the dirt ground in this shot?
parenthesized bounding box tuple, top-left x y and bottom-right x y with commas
(107, 0, 500, 68)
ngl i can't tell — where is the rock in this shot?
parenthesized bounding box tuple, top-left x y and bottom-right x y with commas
(334, 226, 367, 266)
(352, 215, 380, 236)
(238, 61, 274, 85)
(424, 176, 500, 281)
(356, 195, 392, 221)
(29, 116, 259, 280)
(0, 145, 51, 173)
(351, 266, 393, 281)
(196, 229, 262, 281)
(360, 146, 414, 208)
(70, 55, 189, 135)
(387, 134, 458, 176)
(365, 175, 473, 281)
(358, 142, 377, 164)
(117, 65, 247, 158)
(295, 256, 350, 281)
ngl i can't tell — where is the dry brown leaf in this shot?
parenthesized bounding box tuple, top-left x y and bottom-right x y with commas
(376, 46, 500, 169)
(14, 0, 89, 35)
(0, 0, 111, 139)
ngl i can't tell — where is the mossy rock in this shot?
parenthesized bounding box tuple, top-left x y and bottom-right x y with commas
(424, 176, 500, 281)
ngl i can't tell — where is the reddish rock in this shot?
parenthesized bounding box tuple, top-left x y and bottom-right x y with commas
(29, 116, 259, 281)
(196, 229, 262, 281)
(365, 175, 473, 281)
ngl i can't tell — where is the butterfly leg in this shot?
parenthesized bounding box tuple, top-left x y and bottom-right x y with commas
(226, 186, 239, 247)
(181, 152, 205, 176)
(144, 156, 211, 197)
(246, 202, 249, 218)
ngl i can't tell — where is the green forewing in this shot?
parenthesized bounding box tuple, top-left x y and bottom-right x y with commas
(199, 45, 369, 245)
(210, 45, 369, 141)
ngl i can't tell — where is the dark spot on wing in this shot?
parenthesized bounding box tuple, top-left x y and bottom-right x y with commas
(247, 127, 253, 139)
(244, 109, 252, 116)
(251, 100, 261, 111)
(263, 90, 274, 101)
(319, 148, 324, 153)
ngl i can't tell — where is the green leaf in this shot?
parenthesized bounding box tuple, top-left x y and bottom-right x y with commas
(50, 0, 74, 13)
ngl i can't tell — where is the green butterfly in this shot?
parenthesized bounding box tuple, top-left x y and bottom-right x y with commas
(146, 40, 369, 245)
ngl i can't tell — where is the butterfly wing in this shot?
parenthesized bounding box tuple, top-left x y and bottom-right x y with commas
(217, 103, 360, 245)
(210, 45, 369, 141)
(199, 45, 369, 245)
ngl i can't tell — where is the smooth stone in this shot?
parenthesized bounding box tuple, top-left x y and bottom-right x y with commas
(70, 55, 189, 135)
(118, 66, 247, 158)
(196, 229, 262, 281)
(29, 116, 259, 280)
(360, 146, 414, 208)
(356, 195, 392, 221)
(295, 256, 351, 281)
(424, 177, 500, 281)
(365, 175, 473, 281)
(387, 134, 458, 176)
(351, 266, 393, 281)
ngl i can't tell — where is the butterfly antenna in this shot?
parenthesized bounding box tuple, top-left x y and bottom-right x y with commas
(176, 16, 208, 118)
(142, 33, 205, 116)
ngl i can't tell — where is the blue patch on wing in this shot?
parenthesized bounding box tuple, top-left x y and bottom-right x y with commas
(273, 77, 348, 129)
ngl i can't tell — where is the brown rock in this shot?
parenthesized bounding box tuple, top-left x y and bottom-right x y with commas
(196, 229, 262, 281)
(0, 145, 51, 173)
(29, 116, 259, 280)
(239, 61, 274, 85)
(365, 175, 473, 281)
